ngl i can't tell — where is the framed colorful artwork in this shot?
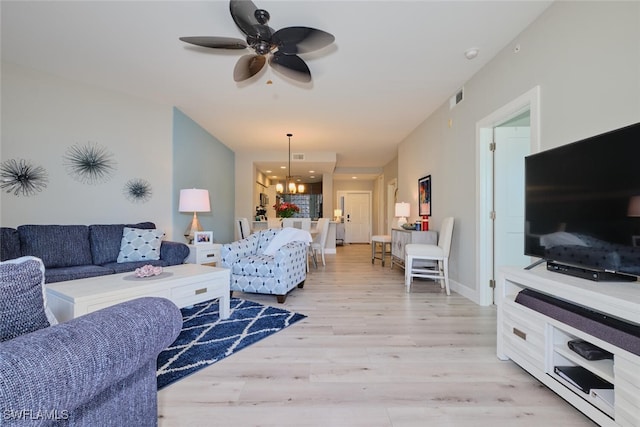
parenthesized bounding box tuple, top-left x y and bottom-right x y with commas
(418, 175, 431, 216)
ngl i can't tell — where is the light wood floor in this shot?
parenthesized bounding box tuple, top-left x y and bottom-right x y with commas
(158, 244, 595, 426)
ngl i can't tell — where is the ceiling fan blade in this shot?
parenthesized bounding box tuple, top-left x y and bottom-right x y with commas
(233, 54, 266, 82)
(269, 53, 311, 83)
(230, 0, 261, 36)
(272, 27, 335, 54)
(179, 36, 247, 49)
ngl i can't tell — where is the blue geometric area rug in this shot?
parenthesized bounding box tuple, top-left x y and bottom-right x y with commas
(157, 298, 306, 390)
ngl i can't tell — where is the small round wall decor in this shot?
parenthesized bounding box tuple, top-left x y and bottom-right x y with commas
(124, 178, 152, 203)
(63, 141, 117, 185)
(0, 158, 49, 197)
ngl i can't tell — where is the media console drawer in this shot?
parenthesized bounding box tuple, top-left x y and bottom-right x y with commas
(501, 298, 545, 371)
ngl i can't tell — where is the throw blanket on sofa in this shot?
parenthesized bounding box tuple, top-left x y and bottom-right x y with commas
(263, 228, 312, 256)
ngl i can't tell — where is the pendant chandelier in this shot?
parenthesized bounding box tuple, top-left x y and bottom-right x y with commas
(276, 133, 304, 195)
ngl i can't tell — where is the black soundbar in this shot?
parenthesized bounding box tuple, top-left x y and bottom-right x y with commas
(546, 261, 637, 282)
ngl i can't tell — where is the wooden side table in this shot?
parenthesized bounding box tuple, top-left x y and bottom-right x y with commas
(186, 244, 222, 266)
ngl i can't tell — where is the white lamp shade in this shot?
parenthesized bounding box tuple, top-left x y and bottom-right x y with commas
(395, 202, 410, 218)
(179, 189, 210, 212)
(334, 209, 342, 217)
(276, 183, 283, 193)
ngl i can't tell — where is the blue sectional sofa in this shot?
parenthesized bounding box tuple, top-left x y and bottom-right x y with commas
(0, 222, 189, 283)
(0, 296, 182, 426)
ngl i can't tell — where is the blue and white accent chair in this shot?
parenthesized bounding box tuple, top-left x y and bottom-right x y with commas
(221, 228, 308, 303)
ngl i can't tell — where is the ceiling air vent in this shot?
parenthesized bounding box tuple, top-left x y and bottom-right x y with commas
(449, 87, 464, 110)
(292, 153, 305, 161)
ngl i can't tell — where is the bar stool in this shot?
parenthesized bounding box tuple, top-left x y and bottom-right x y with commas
(371, 235, 392, 266)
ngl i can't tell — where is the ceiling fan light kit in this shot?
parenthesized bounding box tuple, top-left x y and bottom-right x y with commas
(180, 0, 335, 84)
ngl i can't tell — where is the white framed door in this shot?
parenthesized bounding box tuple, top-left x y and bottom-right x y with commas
(340, 191, 372, 243)
(387, 179, 397, 235)
(494, 125, 532, 273)
(477, 86, 540, 306)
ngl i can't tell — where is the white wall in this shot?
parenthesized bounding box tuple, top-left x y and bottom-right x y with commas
(397, 1, 640, 302)
(1, 63, 175, 235)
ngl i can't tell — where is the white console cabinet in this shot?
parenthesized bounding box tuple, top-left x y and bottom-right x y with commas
(497, 266, 640, 427)
(390, 228, 437, 269)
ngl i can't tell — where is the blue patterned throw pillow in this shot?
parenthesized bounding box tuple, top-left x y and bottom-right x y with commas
(116, 227, 164, 263)
(0, 256, 57, 342)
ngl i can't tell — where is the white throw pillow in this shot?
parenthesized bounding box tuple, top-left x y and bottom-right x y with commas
(117, 227, 164, 263)
(262, 228, 312, 256)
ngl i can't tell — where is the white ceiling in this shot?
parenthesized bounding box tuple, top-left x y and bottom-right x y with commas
(1, 1, 552, 183)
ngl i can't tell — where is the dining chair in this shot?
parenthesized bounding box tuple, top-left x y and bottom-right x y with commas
(282, 218, 294, 228)
(283, 217, 311, 231)
(310, 218, 331, 267)
(404, 217, 455, 295)
(267, 218, 282, 228)
(236, 217, 251, 239)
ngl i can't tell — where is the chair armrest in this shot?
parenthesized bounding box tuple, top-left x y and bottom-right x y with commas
(0, 297, 182, 418)
(160, 240, 190, 265)
(274, 241, 308, 263)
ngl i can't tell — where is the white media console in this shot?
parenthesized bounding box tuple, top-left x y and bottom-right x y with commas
(497, 266, 640, 426)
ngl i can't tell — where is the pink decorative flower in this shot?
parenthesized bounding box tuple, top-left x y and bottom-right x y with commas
(135, 264, 163, 278)
(274, 202, 300, 218)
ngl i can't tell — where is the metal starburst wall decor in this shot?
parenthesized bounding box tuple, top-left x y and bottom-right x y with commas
(124, 178, 152, 203)
(0, 158, 49, 197)
(63, 142, 117, 185)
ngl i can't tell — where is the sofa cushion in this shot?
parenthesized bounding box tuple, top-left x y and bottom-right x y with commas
(117, 227, 164, 263)
(18, 225, 92, 268)
(44, 265, 115, 284)
(89, 222, 156, 265)
(0, 256, 56, 342)
(230, 253, 277, 278)
(256, 229, 279, 255)
(104, 259, 168, 274)
(0, 227, 21, 261)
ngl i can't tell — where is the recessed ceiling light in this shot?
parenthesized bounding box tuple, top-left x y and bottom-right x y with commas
(309, 170, 315, 173)
(265, 170, 272, 173)
(310, 175, 315, 179)
(464, 48, 479, 60)
(280, 166, 286, 169)
(352, 176, 357, 179)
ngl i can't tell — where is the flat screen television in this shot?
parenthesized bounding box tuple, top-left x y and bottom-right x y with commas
(524, 122, 640, 281)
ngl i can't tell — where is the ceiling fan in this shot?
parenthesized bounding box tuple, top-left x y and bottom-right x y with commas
(179, 0, 335, 83)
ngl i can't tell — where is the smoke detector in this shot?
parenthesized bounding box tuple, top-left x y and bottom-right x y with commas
(464, 48, 479, 60)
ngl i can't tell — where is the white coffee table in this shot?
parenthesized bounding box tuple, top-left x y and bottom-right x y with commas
(46, 264, 230, 322)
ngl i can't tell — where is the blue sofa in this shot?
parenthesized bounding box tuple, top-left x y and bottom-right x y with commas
(0, 296, 182, 426)
(0, 222, 189, 283)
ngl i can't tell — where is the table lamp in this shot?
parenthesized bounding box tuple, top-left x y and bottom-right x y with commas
(334, 209, 343, 222)
(395, 202, 410, 228)
(179, 188, 210, 243)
